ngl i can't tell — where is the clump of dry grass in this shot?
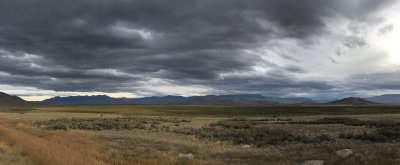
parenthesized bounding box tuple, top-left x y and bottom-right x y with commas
(0, 141, 36, 165)
(0, 125, 105, 165)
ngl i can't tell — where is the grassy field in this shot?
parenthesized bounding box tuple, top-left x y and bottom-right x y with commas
(31, 105, 400, 116)
(0, 105, 399, 164)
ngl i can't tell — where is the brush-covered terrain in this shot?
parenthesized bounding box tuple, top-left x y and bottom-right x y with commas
(0, 104, 399, 165)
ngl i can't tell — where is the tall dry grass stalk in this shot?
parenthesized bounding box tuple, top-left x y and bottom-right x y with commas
(0, 125, 107, 165)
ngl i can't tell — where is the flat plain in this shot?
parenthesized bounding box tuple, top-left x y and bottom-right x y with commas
(0, 105, 400, 165)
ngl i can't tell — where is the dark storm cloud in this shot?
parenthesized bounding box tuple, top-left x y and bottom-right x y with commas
(349, 71, 400, 90)
(378, 24, 394, 35)
(283, 65, 307, 73)
(0, 0, 395, 94)
(343, 36, 368, 48)
(214, 76, 334, 93)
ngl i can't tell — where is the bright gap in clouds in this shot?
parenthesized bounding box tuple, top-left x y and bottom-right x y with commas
(0, 84, 138, 101)
(383, 29, 400, 65)
(20, 92, 136, 101)
(379, 3, 400, 65)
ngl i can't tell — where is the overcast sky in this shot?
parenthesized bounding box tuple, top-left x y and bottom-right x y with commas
(1, 0, 400, 101)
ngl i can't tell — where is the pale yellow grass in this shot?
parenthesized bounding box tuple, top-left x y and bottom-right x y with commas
(0, 112, 121, 121)
(34, 105, 164, 115)
(0, 123, 106, 165)
(0, 141, 36, 165)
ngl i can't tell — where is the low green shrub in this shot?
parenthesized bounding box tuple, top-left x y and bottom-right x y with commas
(200, 127, 332, 146)
(34, 116, 191, 131)
(175, 119, 333, 147)
(340, 126, 400, 142)
(291, 117, 400, 128)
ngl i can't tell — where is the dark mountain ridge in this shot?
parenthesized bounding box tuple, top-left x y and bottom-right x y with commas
(328, 97, 377, 105)
(0, 92, 32, 106)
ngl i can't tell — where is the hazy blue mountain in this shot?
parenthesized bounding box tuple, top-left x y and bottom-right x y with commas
(328, 97, 377, 105)
(42, 94, 315, 105)
(366, 94, 400, 104)
(42, 95, 116, 104)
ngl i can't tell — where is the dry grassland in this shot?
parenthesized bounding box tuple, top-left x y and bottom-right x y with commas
(0, 105, 399, 164)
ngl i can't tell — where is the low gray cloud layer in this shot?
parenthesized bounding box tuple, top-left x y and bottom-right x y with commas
(0, 0, 398, 99)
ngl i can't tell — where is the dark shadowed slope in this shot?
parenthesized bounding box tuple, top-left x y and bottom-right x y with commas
(0, 92, 26, 105)
(0, 92, 36, 107)
(328, 97, 378, 105)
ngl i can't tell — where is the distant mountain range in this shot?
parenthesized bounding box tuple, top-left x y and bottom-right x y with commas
(42, 94, 315, 105)
(39, 94, 400, 105)
(366, 94, 400, 104)
(2, 91, 400, 106)
(328, 97, 377, 105)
